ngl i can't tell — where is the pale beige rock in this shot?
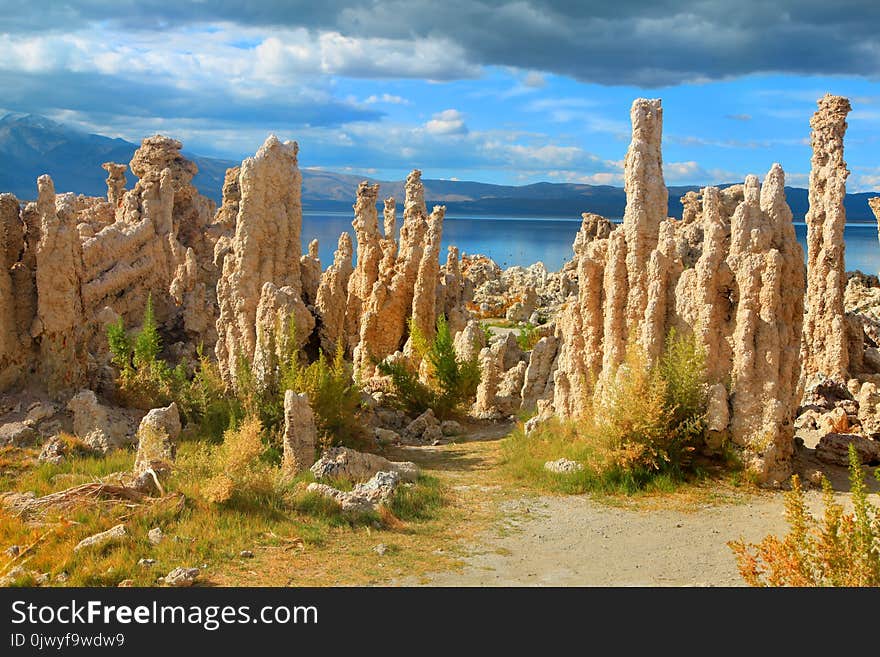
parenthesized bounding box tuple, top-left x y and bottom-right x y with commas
(706, 383, 730, 433)
(35, 176, 86, 395)
(520, 335, 558, 411)
(345, 182, 382, 353)
(213, 167, 241, 232)
(803, 94, 852, 381)
(306, 470, 400, 513)
(726, 167, 805, 482)
(551, 99, 805, 484)
(354, 171, 430, 379)
(252, 282, 314, 390)
(315, 232, 353, 354)
(74, 524, 127, 553)
(382, 197, 398, 260)
(857, 381, 880, 435)
(675, 186, 735, 383)
(101, 162, 127, 208)
(453, 319, 486, 363)
(408, 203, 445, 352)
(440, 246, 471, 335)
(67, 390, 137, 453)
(623, 98, 666, 332)
(300, 239, 321, 306)
(402, 408, 440, 443)
(215, 136, 306, 388)
(282, 390, 317, 477)
(496, 360, 527, 415)
(133, 403, 180, 476)
(0, 194, 30, 389)
(310, 446, 419, 483)
(473, 341, 505, 418)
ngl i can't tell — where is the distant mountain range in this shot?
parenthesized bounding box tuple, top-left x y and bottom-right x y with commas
(1, 112, 878, 221)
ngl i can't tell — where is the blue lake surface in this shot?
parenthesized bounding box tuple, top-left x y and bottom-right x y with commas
(302, 211, 880, 274)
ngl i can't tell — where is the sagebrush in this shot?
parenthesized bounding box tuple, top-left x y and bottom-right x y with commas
(729, 444, 880, 586)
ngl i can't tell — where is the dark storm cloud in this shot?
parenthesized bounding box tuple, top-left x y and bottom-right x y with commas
(2, 0, 879, 86)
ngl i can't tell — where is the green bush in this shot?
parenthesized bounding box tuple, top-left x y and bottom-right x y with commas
(503, 330, 709, 494)
(595, 331, 707, 483)
(281, 342, 364, 448)
(515, 323, 540, 351)
(232, 314, 364, 453)
(107, 294, 185, 410)
(377, 315, 480, 419)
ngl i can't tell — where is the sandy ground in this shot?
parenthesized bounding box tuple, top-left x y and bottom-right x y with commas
(404, 494, 792, 586)
(395, 430, 867, 587)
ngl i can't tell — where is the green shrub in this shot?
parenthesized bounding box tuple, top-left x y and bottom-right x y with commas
(229, 314, 364, 452)
(515, 323, 540, 351)
(595, 331, 707, 483)
(281, 342, 364, 448)
(730, 444, 880, 586)
(503, 330, 709, 493)
(377, 315, 480, 419)
(107, 294, 182, 410)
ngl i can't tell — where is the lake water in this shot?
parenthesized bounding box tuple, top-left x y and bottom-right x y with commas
(302, 212, 880, 274)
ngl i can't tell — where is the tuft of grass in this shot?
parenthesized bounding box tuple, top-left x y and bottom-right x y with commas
(389, 475, 445, 521)
(281, 342, 365, 448)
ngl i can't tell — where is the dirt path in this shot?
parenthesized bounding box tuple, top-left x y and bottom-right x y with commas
(401, 494, 790, 586)
(394, 427, 862, 587)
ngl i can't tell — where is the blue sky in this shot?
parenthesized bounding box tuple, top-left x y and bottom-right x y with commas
(1, 1, 879, 190)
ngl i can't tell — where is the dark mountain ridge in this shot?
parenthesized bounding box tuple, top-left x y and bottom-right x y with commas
(1, 113, 877, 221)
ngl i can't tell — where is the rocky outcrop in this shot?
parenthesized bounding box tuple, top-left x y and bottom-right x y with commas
(803, 94, 852, 381)
(0, 193, 32, 390)
(35, 177, 86, 396)
(402, 408, 443, 444)
(724, 168, 805, 479)
(252, 283, 315, 390)
(344, 182, 382, 353)
(300, 239, 321, 306)
(354, 171, 436, 379)
(408, 204, 445, 351)
(551, 98, 805, 483)
(133, 403, 180, 476)
(215, 136, 308, 388)
(67, 390, 138, 452)
(473, 339, 506, 418)
(310, 446, 419, 483)
(439, 246, 471, 335)
(307, 470, 400, 513)
(622, 98, 666, 332)
(470, 259, 573, 322)
(520, 335, 558, 411)
(79, 137, 218, 358)
(282, 390, 317, 476)
(453, 319, 486, 363)
(101, 163, 127, 208)
(315, 232, 353, 354)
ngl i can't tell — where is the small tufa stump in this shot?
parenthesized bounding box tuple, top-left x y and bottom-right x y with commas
(282, 390, 317, 477)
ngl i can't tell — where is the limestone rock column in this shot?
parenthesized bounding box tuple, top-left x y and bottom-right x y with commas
(803, 94, 852, 380)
